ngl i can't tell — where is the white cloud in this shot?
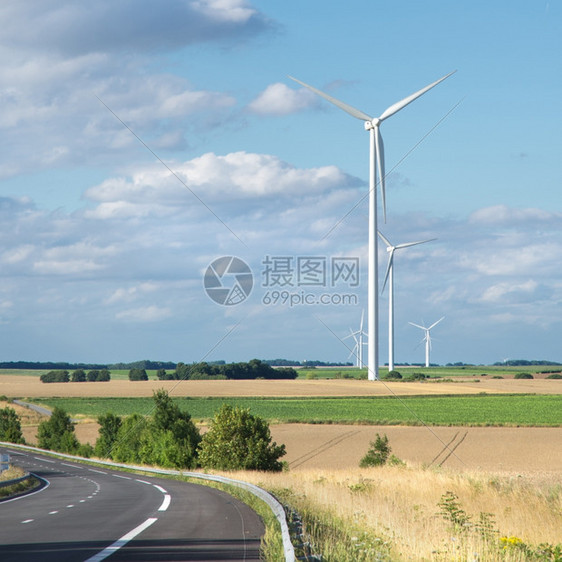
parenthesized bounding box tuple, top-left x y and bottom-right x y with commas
(248, 82, 318, 115)
(115, 305, 172, 322)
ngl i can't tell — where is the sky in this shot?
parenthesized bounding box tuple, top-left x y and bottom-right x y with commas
(1, 0, 561, 366)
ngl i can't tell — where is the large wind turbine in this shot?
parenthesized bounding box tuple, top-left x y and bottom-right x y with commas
(379, 232, 436, 372)
(409, 317, 445, 368)
(344, 310, 367, 368)
(289, 72, 455, 380)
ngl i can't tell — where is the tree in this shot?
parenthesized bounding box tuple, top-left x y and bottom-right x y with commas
(97, 369, 111, 382)
(0, 406, 25, 444)
(71, 369, 86, 382)
(360, 433, 391, 467)
(40, 370, 69, 383)
(128, 368, 148, 381)
(94, 412, 122, 458)
(198, 404, 286, 471)
(87, 370, 99, 381)
(37, 407, 80, 453)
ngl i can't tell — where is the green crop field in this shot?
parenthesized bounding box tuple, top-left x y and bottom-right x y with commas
(28, 394, 562, 426)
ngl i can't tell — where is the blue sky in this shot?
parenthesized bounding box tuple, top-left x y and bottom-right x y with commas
(1, 0, 561, 366)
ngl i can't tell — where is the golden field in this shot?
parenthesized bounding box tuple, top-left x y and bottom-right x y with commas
(1, 374, 561, 398)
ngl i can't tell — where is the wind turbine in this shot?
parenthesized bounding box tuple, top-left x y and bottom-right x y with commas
(289, 72, 455, 380)
(409, 317, 445, 368)
(344, 310, 367, 367)
(379, 232, 436, 372)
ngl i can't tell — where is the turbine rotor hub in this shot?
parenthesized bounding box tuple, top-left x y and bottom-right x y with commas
(364, 118, 381, 130)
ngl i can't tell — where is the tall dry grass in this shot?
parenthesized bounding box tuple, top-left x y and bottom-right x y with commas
(215, 465, 562, 560)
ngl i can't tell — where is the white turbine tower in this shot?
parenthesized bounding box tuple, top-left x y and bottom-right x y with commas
(344, 310, 367, 368)
(409, 317, 445, 368)
(379, 232, 436, 372)
(289, 72, 454, 381)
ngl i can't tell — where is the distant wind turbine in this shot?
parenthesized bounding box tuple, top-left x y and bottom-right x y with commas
(379, 232, 436, 372)
(289, 71, 455, 381)
(344, 310, 367, 368)
(409, 317, 445, 368)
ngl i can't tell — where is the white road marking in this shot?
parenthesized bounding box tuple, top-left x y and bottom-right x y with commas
(66, 504, 75, 508)
(21, 519, 34, 524)
(85, 517, 158, 562)
(113, 474, 131, 480)
(89, 469, 107, 474)
(135, 479, 151, 485)
(35, 457, 54, 463)
(158, 494, 171, 512)
(49, 511, 58, 515)
(62, 462, 83, 469)
(153, 484, 167, 494)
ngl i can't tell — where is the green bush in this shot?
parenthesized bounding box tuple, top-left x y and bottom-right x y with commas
(0, 406, 25, 444)
(514, 372, 534, 379)
(384, 370, 402, 380)
(359, 433, 391, 467)
(128, 368, 148, 381)
(40, 370, 69, 383)
(546, 373, 562, 379)
(37, 407, 80, 453)
(198, 404, 286, 471)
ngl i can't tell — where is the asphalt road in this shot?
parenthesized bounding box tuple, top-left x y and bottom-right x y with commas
(0, 447, 265, 561)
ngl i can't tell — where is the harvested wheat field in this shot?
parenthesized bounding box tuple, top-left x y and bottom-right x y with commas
(1, 375, 561, 398)
(17, 419, 562, 474)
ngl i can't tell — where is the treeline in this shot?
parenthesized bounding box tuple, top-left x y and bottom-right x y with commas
(40, 369, 111, 383)
(492, 359, 562, 367)
(0, 361, 107, 370)
(154, 359, 297, 381)
(264, 359, 352, 367)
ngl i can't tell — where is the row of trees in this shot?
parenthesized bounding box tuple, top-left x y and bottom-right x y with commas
(40, 369, 111, 383)
(94, 390, 286, 470)
(155, 359, 298, 381)
(2, 391, 286, 472)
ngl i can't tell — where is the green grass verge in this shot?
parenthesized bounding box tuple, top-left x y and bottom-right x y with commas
(28, 394, 562, 426)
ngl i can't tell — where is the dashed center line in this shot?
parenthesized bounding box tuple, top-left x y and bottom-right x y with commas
(21, 519, 34, 524)
(49, 511, 59, 515)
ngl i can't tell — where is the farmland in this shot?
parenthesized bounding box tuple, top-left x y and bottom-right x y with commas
(26, 394, 562, 426)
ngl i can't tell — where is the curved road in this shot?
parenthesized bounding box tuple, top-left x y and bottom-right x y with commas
(0, 447, 264, 561)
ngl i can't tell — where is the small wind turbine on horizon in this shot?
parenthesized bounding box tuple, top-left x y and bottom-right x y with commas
(288, 71, 455, 380)
(379, 231, 436, 372)
(409, 317, 445, 368)
(344, 310, 367, 368)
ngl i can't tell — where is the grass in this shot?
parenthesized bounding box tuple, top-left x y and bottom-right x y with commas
(27, 394, 562, 426)
(223, 466, 562, 561)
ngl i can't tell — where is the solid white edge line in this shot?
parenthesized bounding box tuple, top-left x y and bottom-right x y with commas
(153, 484, 167, 494)
(0, 474, 50, 504)
(84, 517, 158, 562)
(158, 494, 171, 512)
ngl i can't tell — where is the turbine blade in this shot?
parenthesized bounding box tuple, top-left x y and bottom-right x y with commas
(375, 126, 387, 222)
(409, 321, 426, 330)
(360, 309, 364, 331)
(288, 76, 373, 121)
(378, 71, 456, 122)
(428, 316, 445, 330)
(377, 230, 392, 248)
(381, 250, 394, 294)
(395, 238, 437, 250)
